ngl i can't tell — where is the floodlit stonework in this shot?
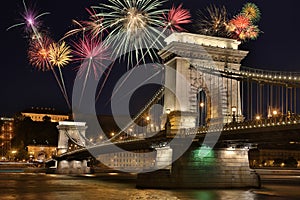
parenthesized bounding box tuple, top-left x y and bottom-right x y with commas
(160, 32, 248, 130)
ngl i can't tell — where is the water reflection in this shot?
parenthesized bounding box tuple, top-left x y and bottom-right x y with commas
(0, 173, 298, 200)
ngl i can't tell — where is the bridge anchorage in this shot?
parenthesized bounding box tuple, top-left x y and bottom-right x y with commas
(50, 32, 300, 189)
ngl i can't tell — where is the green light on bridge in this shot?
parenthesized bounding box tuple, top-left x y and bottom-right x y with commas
(192, 146, 215, 167)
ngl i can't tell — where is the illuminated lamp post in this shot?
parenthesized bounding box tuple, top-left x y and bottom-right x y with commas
(199, 102, 205, 126)
(255, 115, 261, 125)
(272, 110, 278, 123)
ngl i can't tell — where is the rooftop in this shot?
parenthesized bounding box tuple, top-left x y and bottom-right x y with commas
(21, 107, 68, 115)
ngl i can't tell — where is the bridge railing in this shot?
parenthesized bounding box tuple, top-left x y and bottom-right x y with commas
(241, 66, 300, 78)
(194, 63, 300, 85)
(97, 114, 300, 144)
(195, 115, 300, 135)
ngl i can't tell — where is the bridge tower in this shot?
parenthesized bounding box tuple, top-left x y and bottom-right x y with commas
(57, 121, 87, 155)
(136, 33, 260, 188)
(159, 33, 248, 130)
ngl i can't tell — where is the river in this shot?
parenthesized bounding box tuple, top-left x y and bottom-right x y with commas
(0, 173, 299, 200)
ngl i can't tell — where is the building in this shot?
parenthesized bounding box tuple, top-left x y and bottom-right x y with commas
(0, 117, 14, 157)
(249, 148, 300, 168)
(97, 150, 156, 171)
(21, 107, 69, 122)
(27, 145, 57, 162)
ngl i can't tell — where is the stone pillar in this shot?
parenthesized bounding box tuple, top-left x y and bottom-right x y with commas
(81, 160, 91, 174)
(170, 146, 260, 188)
(137, 144, 260, 188)
(159, 33, 248, 126)
(56, 121, 87, 155)
(69, 160, 83, 174)
(155, 146, 173, 170)
(161, 58, 198, 131)
(57, 130, 68, 155)
(57, 160, 70, 174)
(56, 160, 91, 174)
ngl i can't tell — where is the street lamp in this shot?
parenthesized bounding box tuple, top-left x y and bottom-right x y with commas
(199, 102, 205, 126)
(272, 110, 278, 123)
(255, 115, 261, 125)
(11, 150, 17, 161)
(166, 108, 171, 115)
(200, 102, 204, 108)
(128, 128, 133, 138)
(232, 106, 237, 123)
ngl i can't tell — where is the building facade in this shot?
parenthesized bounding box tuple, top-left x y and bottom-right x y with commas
(27, 145, 57, 162)
(249, 149, 300, 168)
(21, 107, 69, 122)
(0, 117, 14, 158)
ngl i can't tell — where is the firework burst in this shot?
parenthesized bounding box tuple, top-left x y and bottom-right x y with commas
(7, 0, 50, 46)
(28, 36, 53, 71)
(62, 20, 86, 40)
(62, 8, 105, 40)
(229, 15, 250, 30)
(82, 8, 105, 38)
(92, 0, 166, 66)
(163, 4, 191, 32)
(73, 35, 111, 105)
(49, 41, 72, 68)
(73, 36, 111, 79)
(241, 3, 261, 23)
(196, 5, 228, 37)
(227, 3, 261, 42)
(28, 35, 71, 108)
(245, 25, 260, 40)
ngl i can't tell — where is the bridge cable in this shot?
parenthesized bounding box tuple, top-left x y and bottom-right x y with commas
(241, 80, 244, 118)
(107, 86, 165, 143)
(286, 86, 288, 115)
(294, 87, 297, 114)
(281, 86, 284, 115)
(256, 83, 259, 116)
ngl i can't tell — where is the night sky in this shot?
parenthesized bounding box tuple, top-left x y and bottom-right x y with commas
(1, 0, 300, 116)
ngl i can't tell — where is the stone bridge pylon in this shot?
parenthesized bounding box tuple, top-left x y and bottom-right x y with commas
(57, 121, 87, 155)
(159, 33, 248, 131)
(137, 33, 260, 189)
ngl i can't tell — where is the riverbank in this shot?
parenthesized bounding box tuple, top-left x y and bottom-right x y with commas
(0, 161, 46, 173)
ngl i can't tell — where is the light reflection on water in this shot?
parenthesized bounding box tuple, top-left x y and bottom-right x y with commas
(0, 173, 298, 200)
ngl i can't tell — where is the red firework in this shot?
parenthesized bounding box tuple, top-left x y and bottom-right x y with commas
(28, 36, 54, 71)
(72, 36, 111, 79)
(229, 15, 250, 30)
(163, 4, 191, 32)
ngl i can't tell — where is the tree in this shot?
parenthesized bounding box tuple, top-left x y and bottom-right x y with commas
(284, 157, 298, 168)
(273, 158, 284, 167)
(42, 115, 51, 122)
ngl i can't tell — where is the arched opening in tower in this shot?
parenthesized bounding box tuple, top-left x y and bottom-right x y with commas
(197, 90, 207, 127)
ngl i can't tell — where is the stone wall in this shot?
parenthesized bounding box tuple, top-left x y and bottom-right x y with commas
(137, 145, 260, 188)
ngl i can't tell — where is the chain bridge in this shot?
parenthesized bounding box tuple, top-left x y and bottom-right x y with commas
(49, 33, 300, 189)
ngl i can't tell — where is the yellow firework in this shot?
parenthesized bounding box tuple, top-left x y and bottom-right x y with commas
(241, 3, 261, 23)
(197, 5, 228, 37)
(49, 41, 72, 68)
